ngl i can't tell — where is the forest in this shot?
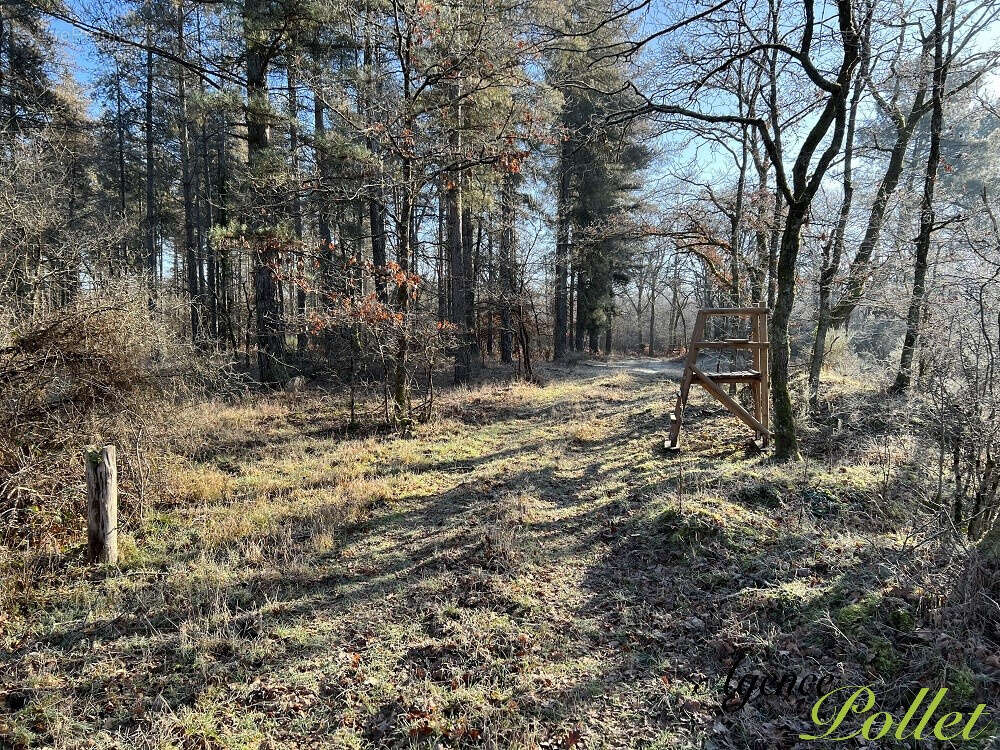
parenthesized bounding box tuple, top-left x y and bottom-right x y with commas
(3, 0, 1000, 746)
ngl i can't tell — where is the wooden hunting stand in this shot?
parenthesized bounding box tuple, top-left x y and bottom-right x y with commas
(666, 307, 772, 452)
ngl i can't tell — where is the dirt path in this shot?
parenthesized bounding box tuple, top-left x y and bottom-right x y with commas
(265, 373, 690, 748)
(194, 372, 749, 749)
(577, 357, 686, 378)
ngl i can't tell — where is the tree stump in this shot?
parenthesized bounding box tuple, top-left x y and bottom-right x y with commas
(85, 445, 118, 564)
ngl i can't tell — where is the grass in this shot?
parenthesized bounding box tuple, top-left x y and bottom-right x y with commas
(0, 365, 992, 748)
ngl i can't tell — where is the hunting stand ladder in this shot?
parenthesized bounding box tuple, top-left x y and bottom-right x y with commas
(666, 307, 772, 452)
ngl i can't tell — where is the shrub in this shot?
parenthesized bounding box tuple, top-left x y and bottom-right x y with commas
(0, 286, 227, 552)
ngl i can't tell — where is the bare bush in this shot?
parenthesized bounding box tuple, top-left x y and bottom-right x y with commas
(0, 284, 240, 553)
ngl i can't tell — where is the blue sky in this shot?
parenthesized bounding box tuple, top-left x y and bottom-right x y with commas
(50, 9, 116, 124)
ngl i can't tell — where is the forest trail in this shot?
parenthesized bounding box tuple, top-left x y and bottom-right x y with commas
(8, 371, 906, 749)
(577, 357, 686, 377)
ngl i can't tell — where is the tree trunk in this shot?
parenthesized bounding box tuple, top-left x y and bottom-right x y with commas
(767, 190, 780, 310)
(244, 0, 283, 384)
(114, 63, 127, 268)
(499, 172, 516, 364)
(892, 0, 947, 394)
(217, 112, 237, 351)
(809, 38, 867, 407)
(462, 206, 477, 368)
(287, 68, 306, 352)
(393, 152, 413, 416)
(729, 127, 747, 306)
(648, 292, 656, 356)
(364, 33, 388, 303)
(144, 29, 156, 288)
(437, 181, 447, 322)
(767, 0, 861, 460)
(750, 157, 770, 304)
(448, 167, 469, 383)
(202, 123, 217, 338)
(196, 11, 217, 340)
(177, 2, 199, 342)
(770, 204, 807, 458)
(390, 28, 415, 420)
(553, 137, 570, 359)
(312, 77, 333, 298)
(485, 224, 495, 357)
(575, 270, 586, 352)
(831, 45, 931, 330)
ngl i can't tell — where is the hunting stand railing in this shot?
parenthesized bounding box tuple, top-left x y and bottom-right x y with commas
(666, 307, 772, 452)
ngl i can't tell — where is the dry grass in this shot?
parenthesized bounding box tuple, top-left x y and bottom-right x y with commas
(0, 366, 991, 749)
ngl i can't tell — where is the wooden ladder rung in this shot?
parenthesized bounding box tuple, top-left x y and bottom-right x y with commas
(692, 340, 770, 349)
(694, 370, 761, 383)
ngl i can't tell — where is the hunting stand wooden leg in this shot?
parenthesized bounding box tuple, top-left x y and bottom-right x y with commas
(758, 310, 770, 447)
(666, 311, 706, 451)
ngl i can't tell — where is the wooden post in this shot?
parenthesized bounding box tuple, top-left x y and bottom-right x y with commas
(759, 311, 770, 447)
(751, 313, 763, 435)
(85, 445, 119, 564)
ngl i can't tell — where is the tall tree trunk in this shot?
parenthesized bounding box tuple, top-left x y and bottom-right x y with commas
(312, 80, 332, 278)
(437, 180, 447, 322)
(770, 205, 807, 457)
(648, 292, 656, 356)
(553, 137, 570, 359)
(364, 30, 388, 303)
(568, 257, 576, 348)
(196, 11, 217, 339)
(393, 153, 413, 414)
(892, 0, 948, 394)
(749, 150, 770, 305)
(287, 67, 306, 352)
(244, 0, 283, 384)
(462, 205, 477, 369)
(144, 27, 156, 289)
(831, 75, 930, 329)
(498, 172, 516, 364)
(809, 34, 868, 407)
(389, 24, 415, 420)
(177, 2, 199, 342)
(369, 197, 388, 301)
(767, 0, 860, 460)
(485, 219, 495, 357)
(448, 67, 474, 384)
(766, 191, 780, 310)
(114, 63, 127, 269)
(765, 9, 781, 313)
(202, 124, 217, 338)
(448, 156, 469, 382)
(604, 294, 613, 355)
(217, 112, 237, 350)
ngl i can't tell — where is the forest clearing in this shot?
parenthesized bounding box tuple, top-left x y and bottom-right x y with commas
(4, 361, 994, 748)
